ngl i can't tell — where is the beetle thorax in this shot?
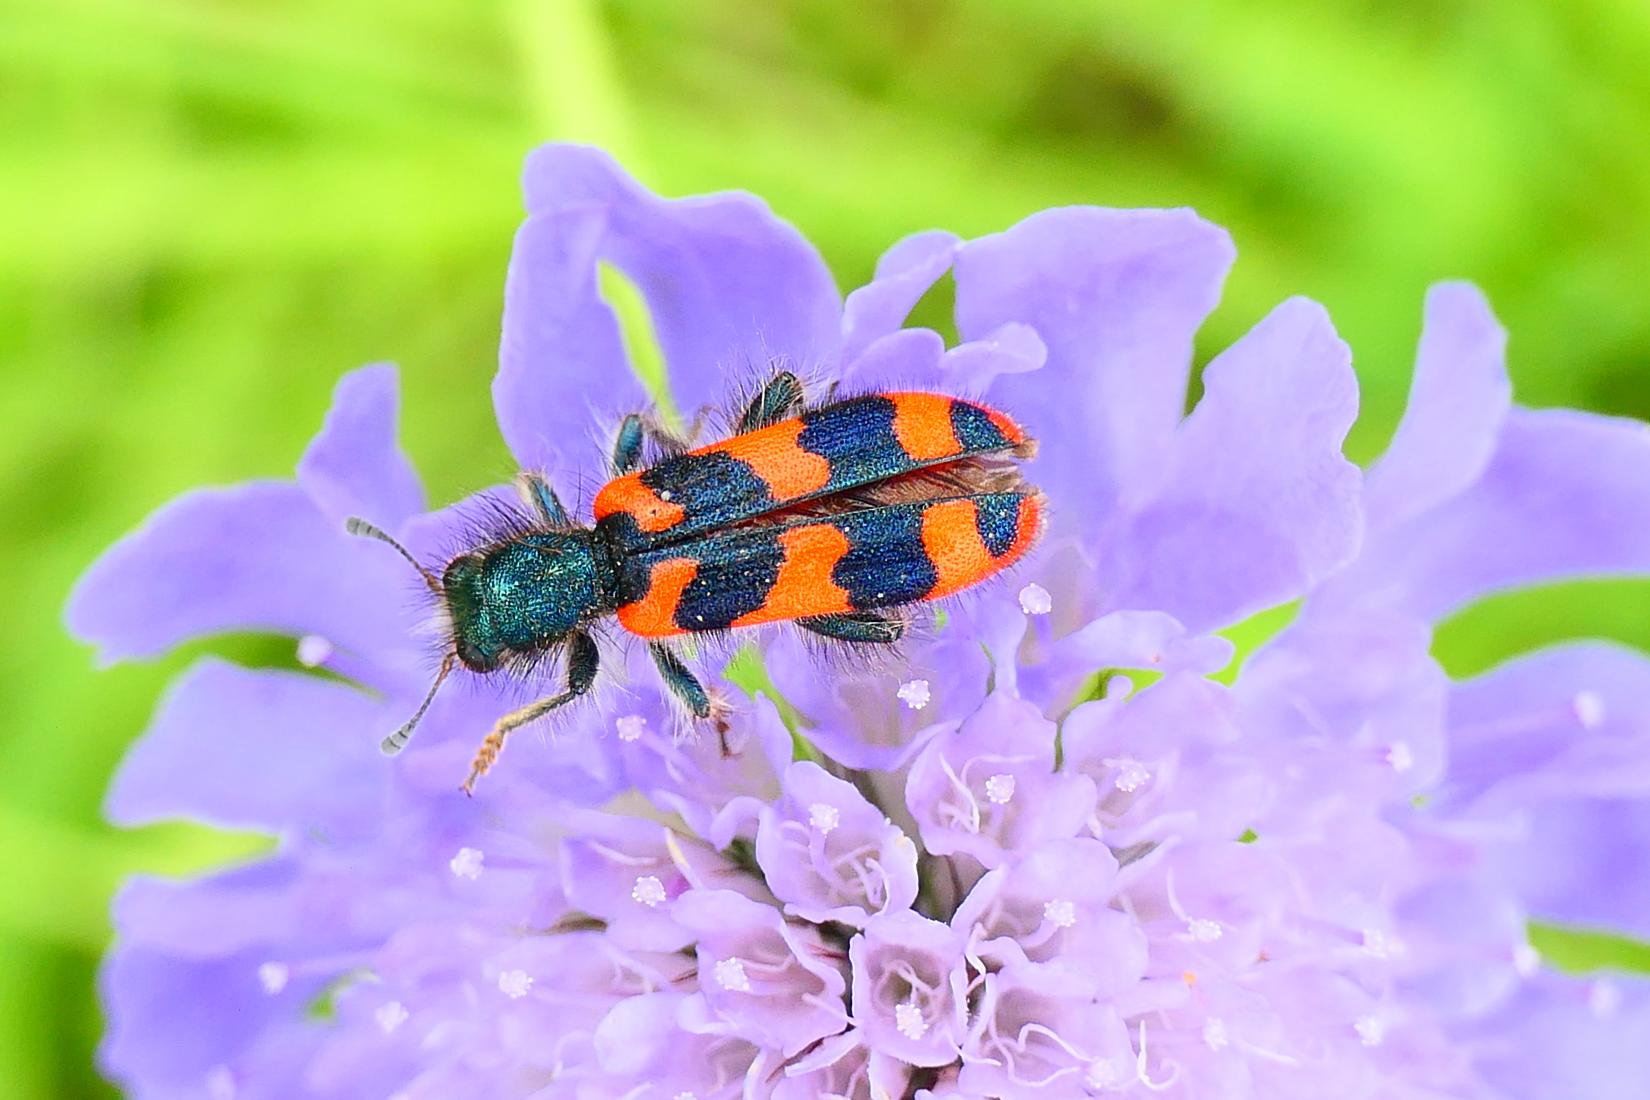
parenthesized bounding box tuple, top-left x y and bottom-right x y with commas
(443, 533, 600, 672)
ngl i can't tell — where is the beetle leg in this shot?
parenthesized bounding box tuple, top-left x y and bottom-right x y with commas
(612, 413, 693, 475)
(517, 471, 570, 526)
(463, 631, 599, 794)
(797, 610, 906, 645)
(737, 370, 806, 433)
(648, 642, 713, 718)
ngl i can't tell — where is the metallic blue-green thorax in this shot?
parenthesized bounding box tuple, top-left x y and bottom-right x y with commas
(443, 532, 607, 671)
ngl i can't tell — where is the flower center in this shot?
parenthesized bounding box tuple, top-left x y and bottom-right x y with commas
(1018, 582, 1053, 615)
(615, 714, 646, 742)
(898, 679, 932, 710)
(449, 847, 484, 880)
(894, 998, 929, 1040)
(498, 970, 533, 999)
(984, 773, 1017, 804)
(257, 962, 288, 995)
(808, 802, 840, 834)
(1043, 899, 1077, 928)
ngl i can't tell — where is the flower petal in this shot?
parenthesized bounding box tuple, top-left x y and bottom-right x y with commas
(1484, 797, 1650, 940)
(66, 482, 416, 670)
(1326, 408, 1650, 622)
(106, 659, 382, 834)
(841, 229, 959, 364)
(495, 200, 644, 474)
(1099, 297, 1362, 632)
(954, 206, 1234, 534)
(1470, 974, 1650, 1100)
(521, 144, 840, 414)
(1364, 283, 1509, 532)
(296, 363, 425, 530)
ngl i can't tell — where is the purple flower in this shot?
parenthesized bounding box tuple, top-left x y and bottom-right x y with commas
(69, 144, 1650, 1098)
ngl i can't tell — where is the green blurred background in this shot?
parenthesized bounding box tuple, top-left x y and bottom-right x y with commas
(7, 0, 1650, 1094)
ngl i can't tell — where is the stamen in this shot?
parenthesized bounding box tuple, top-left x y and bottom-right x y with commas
(1110, 757, 1151, 793)
(631, 875, 668, 908)
(1086, 1057, 1124, 1088)
(1202, 1017, 1229, 1051)
(984, 773, 1017, 804)
(1135, 1021, 1180, 1092)
(376, 1000, 408, 1034)
(449, 847, 484, 880)
(1018, 583, 1053, 615)
(257, 962, 288, 995)
(894, 998, 929, 1040)
(713, 957, 752, 993)
(296, 634, 332, 668)
(615, 714, 647, 742)
(1353, 1014, 1385, 1047)
(672, 1093, 697, 1100)
(808, 802, 840, 835)
(1513, 943, 1541, 977)
(498, 969, 533, 999)
(1166, 870, 1221, 942)
(1361, 928, 1401, 959)
(1573, 691, 1606, 729)
(898, 678, 932, 710)
(1385, 741, 1415, 773)
(1043, 899, 1077, 929)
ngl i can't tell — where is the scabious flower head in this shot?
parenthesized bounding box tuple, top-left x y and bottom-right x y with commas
(69, 145, 1650, 1099)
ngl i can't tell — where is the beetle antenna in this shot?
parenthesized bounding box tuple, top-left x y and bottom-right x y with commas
(382, 654, 455, 756)
(345, 517, 442, 597)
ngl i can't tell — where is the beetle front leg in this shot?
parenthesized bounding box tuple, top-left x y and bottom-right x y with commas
(517, 471, 570, 526)
(463, 631, 600, 794)
(612, 413, 694, 475)
(737, 370, 806, 432)
(648, 643, 733, 745)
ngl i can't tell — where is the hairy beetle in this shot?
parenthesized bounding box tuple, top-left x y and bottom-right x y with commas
(349, 371, 1042, 792)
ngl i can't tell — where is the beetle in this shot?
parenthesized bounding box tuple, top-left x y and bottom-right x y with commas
(347, 370, 1042, 792)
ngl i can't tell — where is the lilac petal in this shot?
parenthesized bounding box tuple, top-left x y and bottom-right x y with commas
(495, 200, 645, 475)
(296, 363, 425, 530)
(1364, 283, 1509, 532)
(756, 761, 919, 926)
(105, 659, 382, 834)
(905, 693, 1096, 869)
(1322, 407, 1650, 622)
(954, 206, 1234, 535)
(1483, 797, 1650, 940)
(1443, 641, 1650, 814)
(1470, 974, 1650, 1100)
(1099, 297, 1362, 632)
(848, 910, 969, 1067)
(113, 864, 302, 959)
(673, 888, 847, 1055)
(939, 321, 1046, 391)
(841, 229, 960, 364)
(66, 481, 416, 670)
(839, 326, 949, 391)
(521, 145, 840, 413)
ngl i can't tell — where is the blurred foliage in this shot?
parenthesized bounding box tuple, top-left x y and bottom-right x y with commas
(5, 0, 1650, 1095)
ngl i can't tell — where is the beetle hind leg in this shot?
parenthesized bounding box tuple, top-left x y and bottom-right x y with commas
(798, 610, 906, 645)
(737, 370, 807, 432)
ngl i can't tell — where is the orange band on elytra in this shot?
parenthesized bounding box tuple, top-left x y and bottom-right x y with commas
(593, 475, 687, 533)
(712, 418, 831, 501)
(617, 557, 698, 637)
(921, 498, 995, 600)
(890, 393, 964, 462)
(731, 523, 853, 628)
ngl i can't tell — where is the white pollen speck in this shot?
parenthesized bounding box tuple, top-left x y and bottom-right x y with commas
(1187, 918, 1223, 943)
(1362, 929, 1402, 959)
(714, 957, 752, 992)
(257, 961, 288, 995)
(1113, 757, 1151, 793)
(1044, 899, 1077, 928)
(376, 1000, 409, 1034)
(1590, 980, 1622, 1019)
(673, 1093, 698, 1100)
(1513, 943, 1542, 977)
(984, 773, 1016, 804)
(1018, 582, 1053, 615)
(632, 874, 668, 908)
(615, 714, 647, 742)
(808, 802, 840, 834)
(1574, 691, 1606, 729)
(1386, 741, 1416, 773)
(1202, 1017, 1229, 1051)
(1354, 1014, 1386, 1047)
(498, 969, 533, 999)
(897, 678, 932, 710)
(894, 999, 928, 1040)
(1086, 1058, 1124, 1088)
(449, 847, 484, 880)
(296, 634, 332, 667)
(660, 490, 673, 501)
